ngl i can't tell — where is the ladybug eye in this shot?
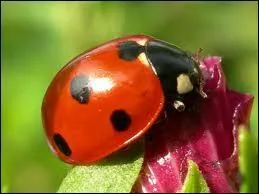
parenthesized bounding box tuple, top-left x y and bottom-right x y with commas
(110, 110, 132, 131)
(53, 133, 71, 156)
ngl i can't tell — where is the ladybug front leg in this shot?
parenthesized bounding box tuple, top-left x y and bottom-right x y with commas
(172, 100, 185, 112)
(170, 95, 199, 113)
(169, 95, 186, 112)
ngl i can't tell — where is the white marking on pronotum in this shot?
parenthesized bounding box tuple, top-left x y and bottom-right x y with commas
(137, 39, 158, 75)
(176, 74, 193, 94)
(138, 52, 157, 75)
(137, 39, 148, 46)
(138, 52, 150, 67)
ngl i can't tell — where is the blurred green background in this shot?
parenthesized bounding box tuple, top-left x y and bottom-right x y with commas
(1, 1, 258, 192)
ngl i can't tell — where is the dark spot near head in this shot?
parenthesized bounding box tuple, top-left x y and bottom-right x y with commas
(118, 41, 144, 61)
(53, 133, 71, 156)
(110, 110, 132, 131)
(146, 40, 194, 99)
(70, 75, 90, 104)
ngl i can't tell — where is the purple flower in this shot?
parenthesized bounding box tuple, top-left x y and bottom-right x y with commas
(132, 56, 254, 193)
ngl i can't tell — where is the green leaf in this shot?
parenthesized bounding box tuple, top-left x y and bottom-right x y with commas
(58, 141, 144, 193)
(239, 125, 258, 193)
(181, 160, 210, 193)
(2, 185, 9, 193)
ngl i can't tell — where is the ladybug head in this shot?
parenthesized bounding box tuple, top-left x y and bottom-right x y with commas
(117, 37, 207, 112)
(144, 39, 207, 112)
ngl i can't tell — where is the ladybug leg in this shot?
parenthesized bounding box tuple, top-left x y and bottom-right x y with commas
(173, 96, 199, 113)
(172, 100, 185, 112)
(192, 47, 203, 62)
(154, 110, 168, 125)
(191, 48, 208, 99)
(161, 111, 167, 121)
(169, 95, 186, 112)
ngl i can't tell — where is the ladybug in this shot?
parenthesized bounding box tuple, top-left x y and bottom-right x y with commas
(41, 35, 207, 164)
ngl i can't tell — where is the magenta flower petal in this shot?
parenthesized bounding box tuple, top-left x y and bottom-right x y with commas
(132, 56, 254, 193)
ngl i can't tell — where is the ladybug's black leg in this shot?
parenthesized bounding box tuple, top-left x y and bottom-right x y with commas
(153, 111, 168, 125)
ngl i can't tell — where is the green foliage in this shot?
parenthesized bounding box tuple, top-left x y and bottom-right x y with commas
(181, 160, 210, 193)
(1, 1, 257, 192)
(58, 142, 144, 193)
(2, 185, 9, 193)
(239, 125, 258, 193)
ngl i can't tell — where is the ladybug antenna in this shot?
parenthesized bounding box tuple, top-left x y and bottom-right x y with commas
(192, 48, 203, 62)
(192, 48, 207, 99)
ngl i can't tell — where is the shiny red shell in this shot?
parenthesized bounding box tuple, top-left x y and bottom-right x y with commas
(41, 35, 165, 164)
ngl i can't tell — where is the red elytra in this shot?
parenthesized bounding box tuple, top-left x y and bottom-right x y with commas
(41, 35, 165, 164)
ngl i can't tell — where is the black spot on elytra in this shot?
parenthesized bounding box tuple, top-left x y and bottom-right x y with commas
(53, 133, 71, 156)
(118, 41, 144, 61)
(70, 75, 90, 104)
(110, 110, 132, 131)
